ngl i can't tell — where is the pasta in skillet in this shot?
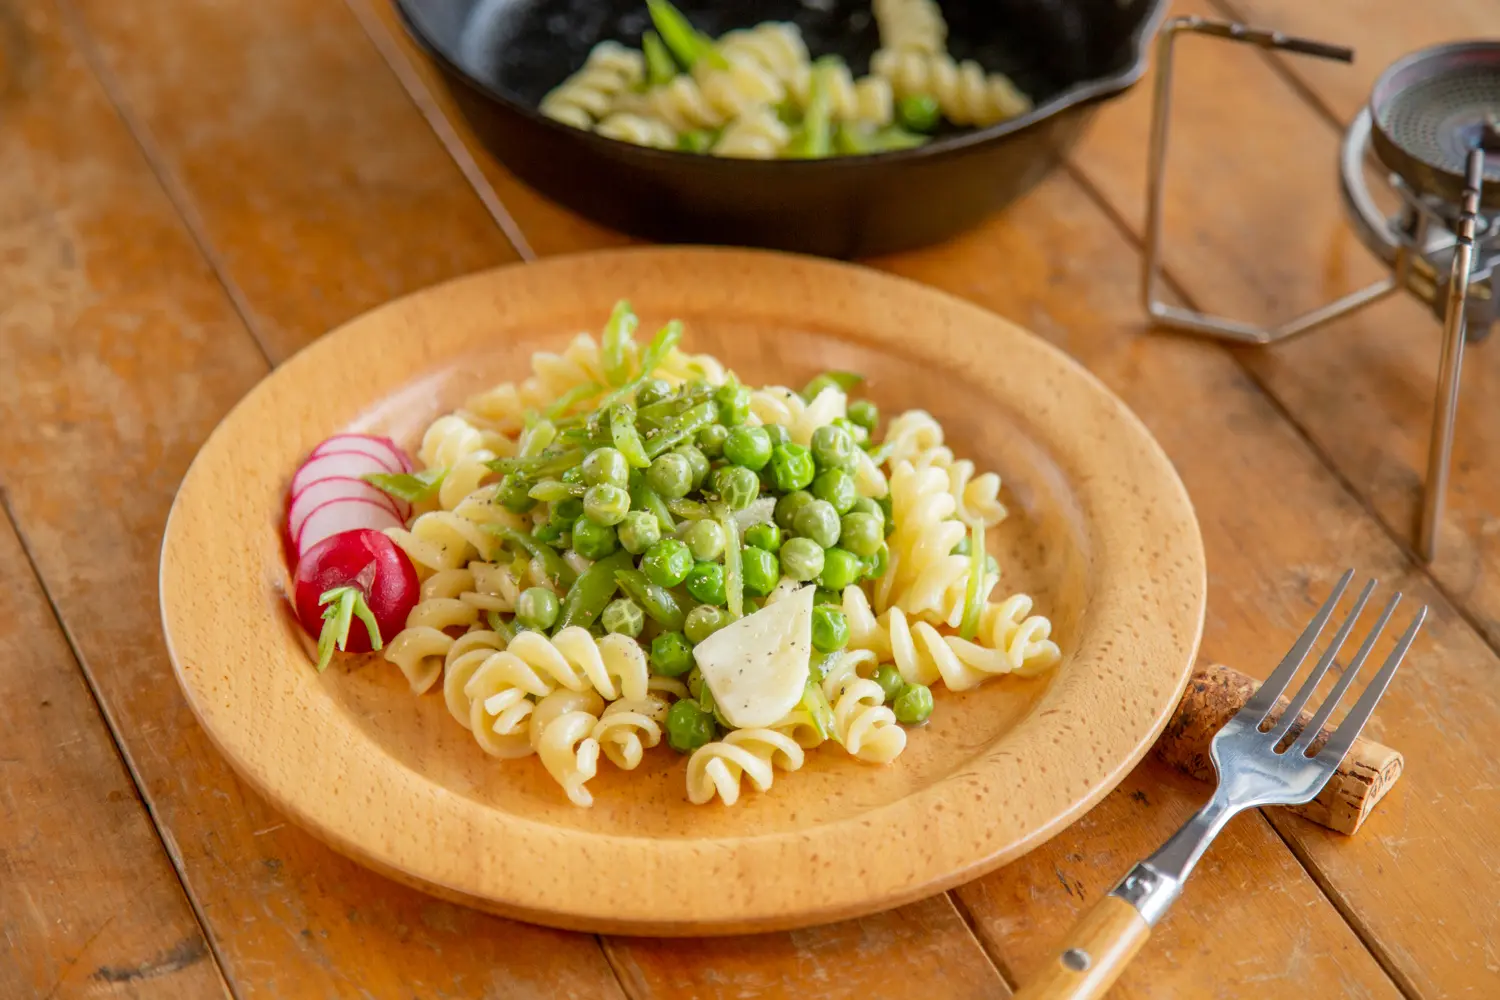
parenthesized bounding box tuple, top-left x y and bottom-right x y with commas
(359, 300, 1059, 807)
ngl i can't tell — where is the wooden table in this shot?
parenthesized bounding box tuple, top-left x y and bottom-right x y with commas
(3, 0, 1496, 996)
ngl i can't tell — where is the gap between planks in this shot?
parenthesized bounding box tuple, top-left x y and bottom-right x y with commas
(0, 489, 241, 1000)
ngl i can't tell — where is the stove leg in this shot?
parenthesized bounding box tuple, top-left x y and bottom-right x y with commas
(1419, 311, 1467, 562)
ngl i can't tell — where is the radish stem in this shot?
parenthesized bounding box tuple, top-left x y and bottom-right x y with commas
(316, 585, 383, 671)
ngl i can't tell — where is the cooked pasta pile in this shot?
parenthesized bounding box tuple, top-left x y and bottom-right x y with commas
(538, 0, 1031, 159)
(383, 302, 1059, 806)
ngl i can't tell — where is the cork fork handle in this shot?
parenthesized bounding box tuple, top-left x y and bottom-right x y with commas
(1011, 895, 1151, 1000)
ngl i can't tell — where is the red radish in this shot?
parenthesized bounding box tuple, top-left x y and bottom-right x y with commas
(294, 528, 419, 670)
(312, 433, 412, 473)
(291, 451, 395, 496)
(296, 498, 402, 554)
(288, 478, 406, 540)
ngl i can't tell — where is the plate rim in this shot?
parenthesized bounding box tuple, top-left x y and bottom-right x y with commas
(160, 246, 1206, 935)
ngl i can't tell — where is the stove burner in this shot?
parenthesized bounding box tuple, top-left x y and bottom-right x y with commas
(1370, 43, 1500, 209)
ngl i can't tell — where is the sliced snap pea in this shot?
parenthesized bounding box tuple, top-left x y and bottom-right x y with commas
(528, 479, 586, 502)
(960, 518, 985, 640)
(486, 447, 586, 479)
(668, 497, 713, 520)
(488, 526, 577, 589)
(630, 478, 677, 533)
(784, 58, 835, 159)
(614, 568, 687, 632)
(715, 504, 744, 618)
(641, 30, 678, 87)
(599, 299, 638, 388)
(643, 400, 717, 458)
(557, 550, 633, 631)
(610, 405, 651, 468)
(645, 0, 727, 71)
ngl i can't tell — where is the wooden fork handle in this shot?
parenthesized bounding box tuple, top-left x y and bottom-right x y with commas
(1011, 895, 1151, 1000)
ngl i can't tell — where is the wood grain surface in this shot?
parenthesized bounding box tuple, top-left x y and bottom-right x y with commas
(3, 0, 1494, 995)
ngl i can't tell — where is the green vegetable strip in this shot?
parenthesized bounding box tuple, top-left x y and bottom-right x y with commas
(489, 527, 577, 589)
(594, 321, 684, 414)
(645, 0, 727, 71)
(631, 480, 676, 532)
(487, 447, 586, 477)
(528, 479, 586, 501)
(643, 400, 716, 458)
(487, 610, 517, 644)
(543, 382, 603, 420)
(959, 518, 985, 640)
(717, 506, 743, 618)
(636, 380, 712, 422)
(785, 60, 834, 159)
(557, 550, 633, 630)
(869, 125, 930, 152)
(666, 497, 712, 520)
(599, 299, 638, 388)
(641, 31, 678, 86)
(362, 467, 445, 504)
(614, 569, 686, 631)
(800, 678, 837, 741)
(610, 405, 651, 468)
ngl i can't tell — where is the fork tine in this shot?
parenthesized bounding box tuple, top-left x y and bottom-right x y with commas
(1237, 568, 1354, 727)
(1268, 578, 1375, 745)
(1289, 592, 1400, 755)
(1314, 606, 1426, 765)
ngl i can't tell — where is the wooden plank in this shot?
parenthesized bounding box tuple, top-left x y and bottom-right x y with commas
(1062, 2, 1500, 995)
(354, 18, 1418, 983)
(0, 510, 228, 999)
(608, 895, 1009, 1000)
(2, 2, 625, 998)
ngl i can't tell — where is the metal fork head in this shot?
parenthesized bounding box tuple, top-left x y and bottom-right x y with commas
(1209, 569, 1426, 810)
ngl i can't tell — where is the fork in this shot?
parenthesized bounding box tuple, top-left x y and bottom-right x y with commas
(1013, 569, 1425, 1000)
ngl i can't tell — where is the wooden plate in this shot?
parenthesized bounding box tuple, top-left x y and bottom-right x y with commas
(161, 248, 1205, 936)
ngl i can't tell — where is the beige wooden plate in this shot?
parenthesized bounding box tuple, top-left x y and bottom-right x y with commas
(161, 248, 1205, 936)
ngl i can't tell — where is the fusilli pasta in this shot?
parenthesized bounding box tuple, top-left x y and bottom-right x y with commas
(595, 111, 677, 149)
(872, 0, 948, 54)
(531, 690, 605, 807)
(717, 22, 809, 86)
(540, 41, 646, 128)
(713, 106, 791, 159)
(686, 728, 804, 805)
(822, 647, 907, 763)
(871, 50, 1031, 127)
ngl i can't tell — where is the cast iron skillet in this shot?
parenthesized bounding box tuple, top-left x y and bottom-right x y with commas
(396, 0, 1169, 257)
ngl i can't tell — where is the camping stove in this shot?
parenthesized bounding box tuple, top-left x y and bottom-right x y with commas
(1142, 18, 1499, 562)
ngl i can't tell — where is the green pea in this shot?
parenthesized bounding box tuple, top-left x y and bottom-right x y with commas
(684, 605, 731, 644)
(810, 424, 856, 471)
(497, 477, 537, 514)
(641, 538, 693, 588)
(697, 422, 729, 458)
(894, 682, 934, 724)
(869, 542, 890, 579)
(793, 499, 841, 549)
(769, 443, 816, 492)
(685, 562, 726, 605)
(635, 377, 674, 408)
(872, 664, 904, 703)
(651, 631, 695, 676)
(583, 484, 630, 526)
(714, 464, 760, 511)
(715, 382, 751, 425)
(646, 453, 693, 499)
(812, 468, 857, 514)
(570, 516, 618, 559)
(801, 374, 841, 400)
(839, 512, 883, 558)
(617, 510, 661, 554)
(602, 598, 645, 637)
(744, 522, 781, 553)
(515, 587, 560, 631)
(819, 547, 862, 592)
(533, 521, 564, 545)
(848, 399, 879, 431)
(832, 416, 869, 449)
(813, 587, 841, 607)
(684, 519, 726, 562)
(740, 546, 780, 597)
(811, 605, 849, 652)
(551, 496, 585, 525)
(763, 424, 790, 447)
(673, 444, 711, 491)
(896, 93, 941, 133)
(850, 495, 884, 525)
(780, 537, 824, 582)
(582, 447, 629, 488)
(774, 489, 815, 530)
(666, 699, 717, 753)
(723, 425, 772, 470)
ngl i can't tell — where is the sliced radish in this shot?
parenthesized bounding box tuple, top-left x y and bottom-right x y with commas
(291, 451, 395, 496)
(289, 478, 406, 540)
(313, 434, 411, 474)
(296, 498, 402, 555)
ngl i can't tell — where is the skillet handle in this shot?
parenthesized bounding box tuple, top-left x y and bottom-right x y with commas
(1010, 895, 1150, 1000)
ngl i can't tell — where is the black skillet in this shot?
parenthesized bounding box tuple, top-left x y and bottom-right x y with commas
(395, 0, 1169, 257)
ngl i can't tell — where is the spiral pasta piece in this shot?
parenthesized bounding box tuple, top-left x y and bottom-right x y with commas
(381, 569, 480, 693)
(717, 22, 809, 86)
(768, 708, 829, 749)
(789, 63, 894, 126)
(383, 624, 454, 695)
(530, 690, 605, 807)
(871, 50, 1031, 127)
(948, 593, 1062, 677)
(458, 560, 524, 614)
(591, 695, 669, 769)
(713, 106, 791, 159)
(881, 410, 1006, 526)
(385, 485, 523, 574)
(453, 644, 558, 759)
(877, 460, 970, 624)
(541, 41, 645, 128)
(822, 647, 907, 763)
(504, 628, 650, 702)
(596, 111, 677, 149)
(686, 728, 804, 805)
(617, 75, 724, 131)
(872, 0, 947, 55)
(749, 385, 846, 446)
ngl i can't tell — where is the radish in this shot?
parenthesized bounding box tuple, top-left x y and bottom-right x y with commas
(289, 478, 406, 540)
(294, 528, 419, 670)
(296, 498, 402, 554)
(291, 451, 395, 497)
(313, 433, 413, 473)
